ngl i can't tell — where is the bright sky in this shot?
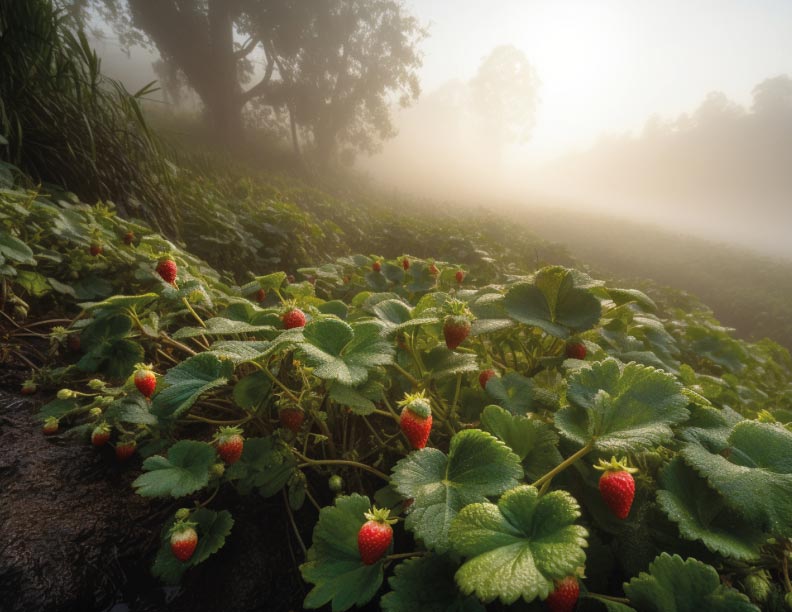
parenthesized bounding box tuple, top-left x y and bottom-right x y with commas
(405, 0, 792, 160)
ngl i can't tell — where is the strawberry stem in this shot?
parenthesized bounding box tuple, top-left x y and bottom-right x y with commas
(532, 440, 595, 489)
(293, 452, 390, 482)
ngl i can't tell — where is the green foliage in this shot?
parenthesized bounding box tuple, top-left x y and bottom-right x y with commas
(623, 553, 759, 612)
(449, 485, 588, 604)
(133, 441, 216, 498)
(391, 430, 523, 552)
(556, 359, 689, 452)
(152, 354, 234, 419)
(301, 494, 384, 612)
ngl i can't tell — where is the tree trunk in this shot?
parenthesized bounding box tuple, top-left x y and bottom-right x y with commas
(288, 103, 301, 160)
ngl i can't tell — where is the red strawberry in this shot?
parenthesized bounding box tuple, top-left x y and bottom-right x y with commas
(595, 457, 638, 520)
(91, 423, 111, 447)
(343, 275, 351, 284)
(372, 260, 382, 273)
(357, 507, 396, 565)
(402, 257, 410, 270)
(216, 426, 244, 464)
(545, 576, 579, 612)
(42, 417, 59, 435)
(280, 407, 304, 433)
(67, 333, 81, 352)
(479, 369, 497, 389)
(455, 270, 465, 284)
(565, 341, 587, 360)
(282, 308, 306, 329)
(443, 315, 471, 350)
(123, 231, 135, 245)
(115, 440, 137, 461)
(255, 288, 266, 303)
(21, 380, 37, 395)
(428, 263, 439, 276)
(170, 522, 198, 562)
(89, 243, 103, 256)
(156, 258, 178, 284)
(399, 393, 432, 450)
(134, 367, 157, 399)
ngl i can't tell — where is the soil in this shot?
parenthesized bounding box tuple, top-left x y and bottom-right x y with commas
(0, 354, 314, 612)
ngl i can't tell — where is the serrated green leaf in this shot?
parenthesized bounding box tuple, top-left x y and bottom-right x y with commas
(16, 270, 50, 297)
(623, 553, 759, 611)
(132, 440, 216, 498)
(81, 293, 158, 313)
(298, 319, 394, 386)
(484, 372, 537, 415)
(480, 405, 562, 481)
(422, 346, 479, 381)
(555, 359, 689, 453)
(449, 485, 588, 604)
(151, 353, 234, 419)
(105, 395, 157, 425)
(225, 436, 296, 497)
(391, 429, 522, 552)
(504, 266, 601, 338)
(681, 420, 792, 537)
(329, 380, 384, 415)
(0, 229, 35, 264)
(233, 370, 272, 409)
(301, 494, 384, 611)
(656, 458, 766, 561)
(206, 340, 272, 364)
(381, 554, 485, 612)
(173, 317, 274, 339)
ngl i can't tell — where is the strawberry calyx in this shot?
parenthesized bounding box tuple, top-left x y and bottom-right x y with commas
(593, 456, 639, 475)
(363, 506, 398, 526)
(397, 391, 432, 419)
(215, 425, 244, 442)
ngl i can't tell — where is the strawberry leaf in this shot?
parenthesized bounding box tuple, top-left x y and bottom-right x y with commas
(329, 379, 385, 415)
(298, 319, 394, 386)
(449, 485, 588, 605)
(381, 554, 485, 612)
(225, 436, 296, 496)
(173, 316, 275, 339)
(370, 298, 439, 336)
(0, 229, 35, 264)
(421, 346, 479, 381)
(656, 458, 767, 561)
(301, 493, 384, 612)
(480, 405, 562, 480)
(484, 372, 538, 415)
(151, 353, 234, 419)
(623, 553, 759, 611)
(504, 266, 602, 338)
(133, 440, 216, 498)
(105, 395, 157, 425)
(391, 429, 522, 553)
(232, 370, 273, 410)
(555, 358, 689, 453)
(680, 420, 792, 537)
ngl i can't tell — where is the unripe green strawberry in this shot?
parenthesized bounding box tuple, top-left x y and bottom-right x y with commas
(115, 439, 137, 461)
(42, 417, 59, 435)
(280, 407, 304, 433)
(134, 367, 157, 398)
(329, 474, 344, 493)
(357, 506, 396, 565)
(156, 258, 178, 284)
(282, 307, 306, 329)
(545, 576, 579, 612)
(399, 392, 432, 450)
(91, 423, 111, 447)
(402, 257, 410, 270)
(479, 369, 497, 389)
(742, 571, 771, 604)
(21, 380, 37, 395)
(372, 260, 381, 272)
(565, 341, 586, 360)
(595, 457, 638, 520)
(443, 315, 471, 350)
(455, 269, 465, 284)
(170, 522, 198, 562)
(216, 426, 244, 464)
(89, 243, 103, 256)
(211, 462, 226, 478)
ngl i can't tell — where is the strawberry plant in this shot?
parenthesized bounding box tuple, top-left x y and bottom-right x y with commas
(3, 173, 792, 612)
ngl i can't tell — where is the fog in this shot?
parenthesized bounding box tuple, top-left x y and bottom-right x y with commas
(86, 2, 792, 259)
(359, 71, 792, 259)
